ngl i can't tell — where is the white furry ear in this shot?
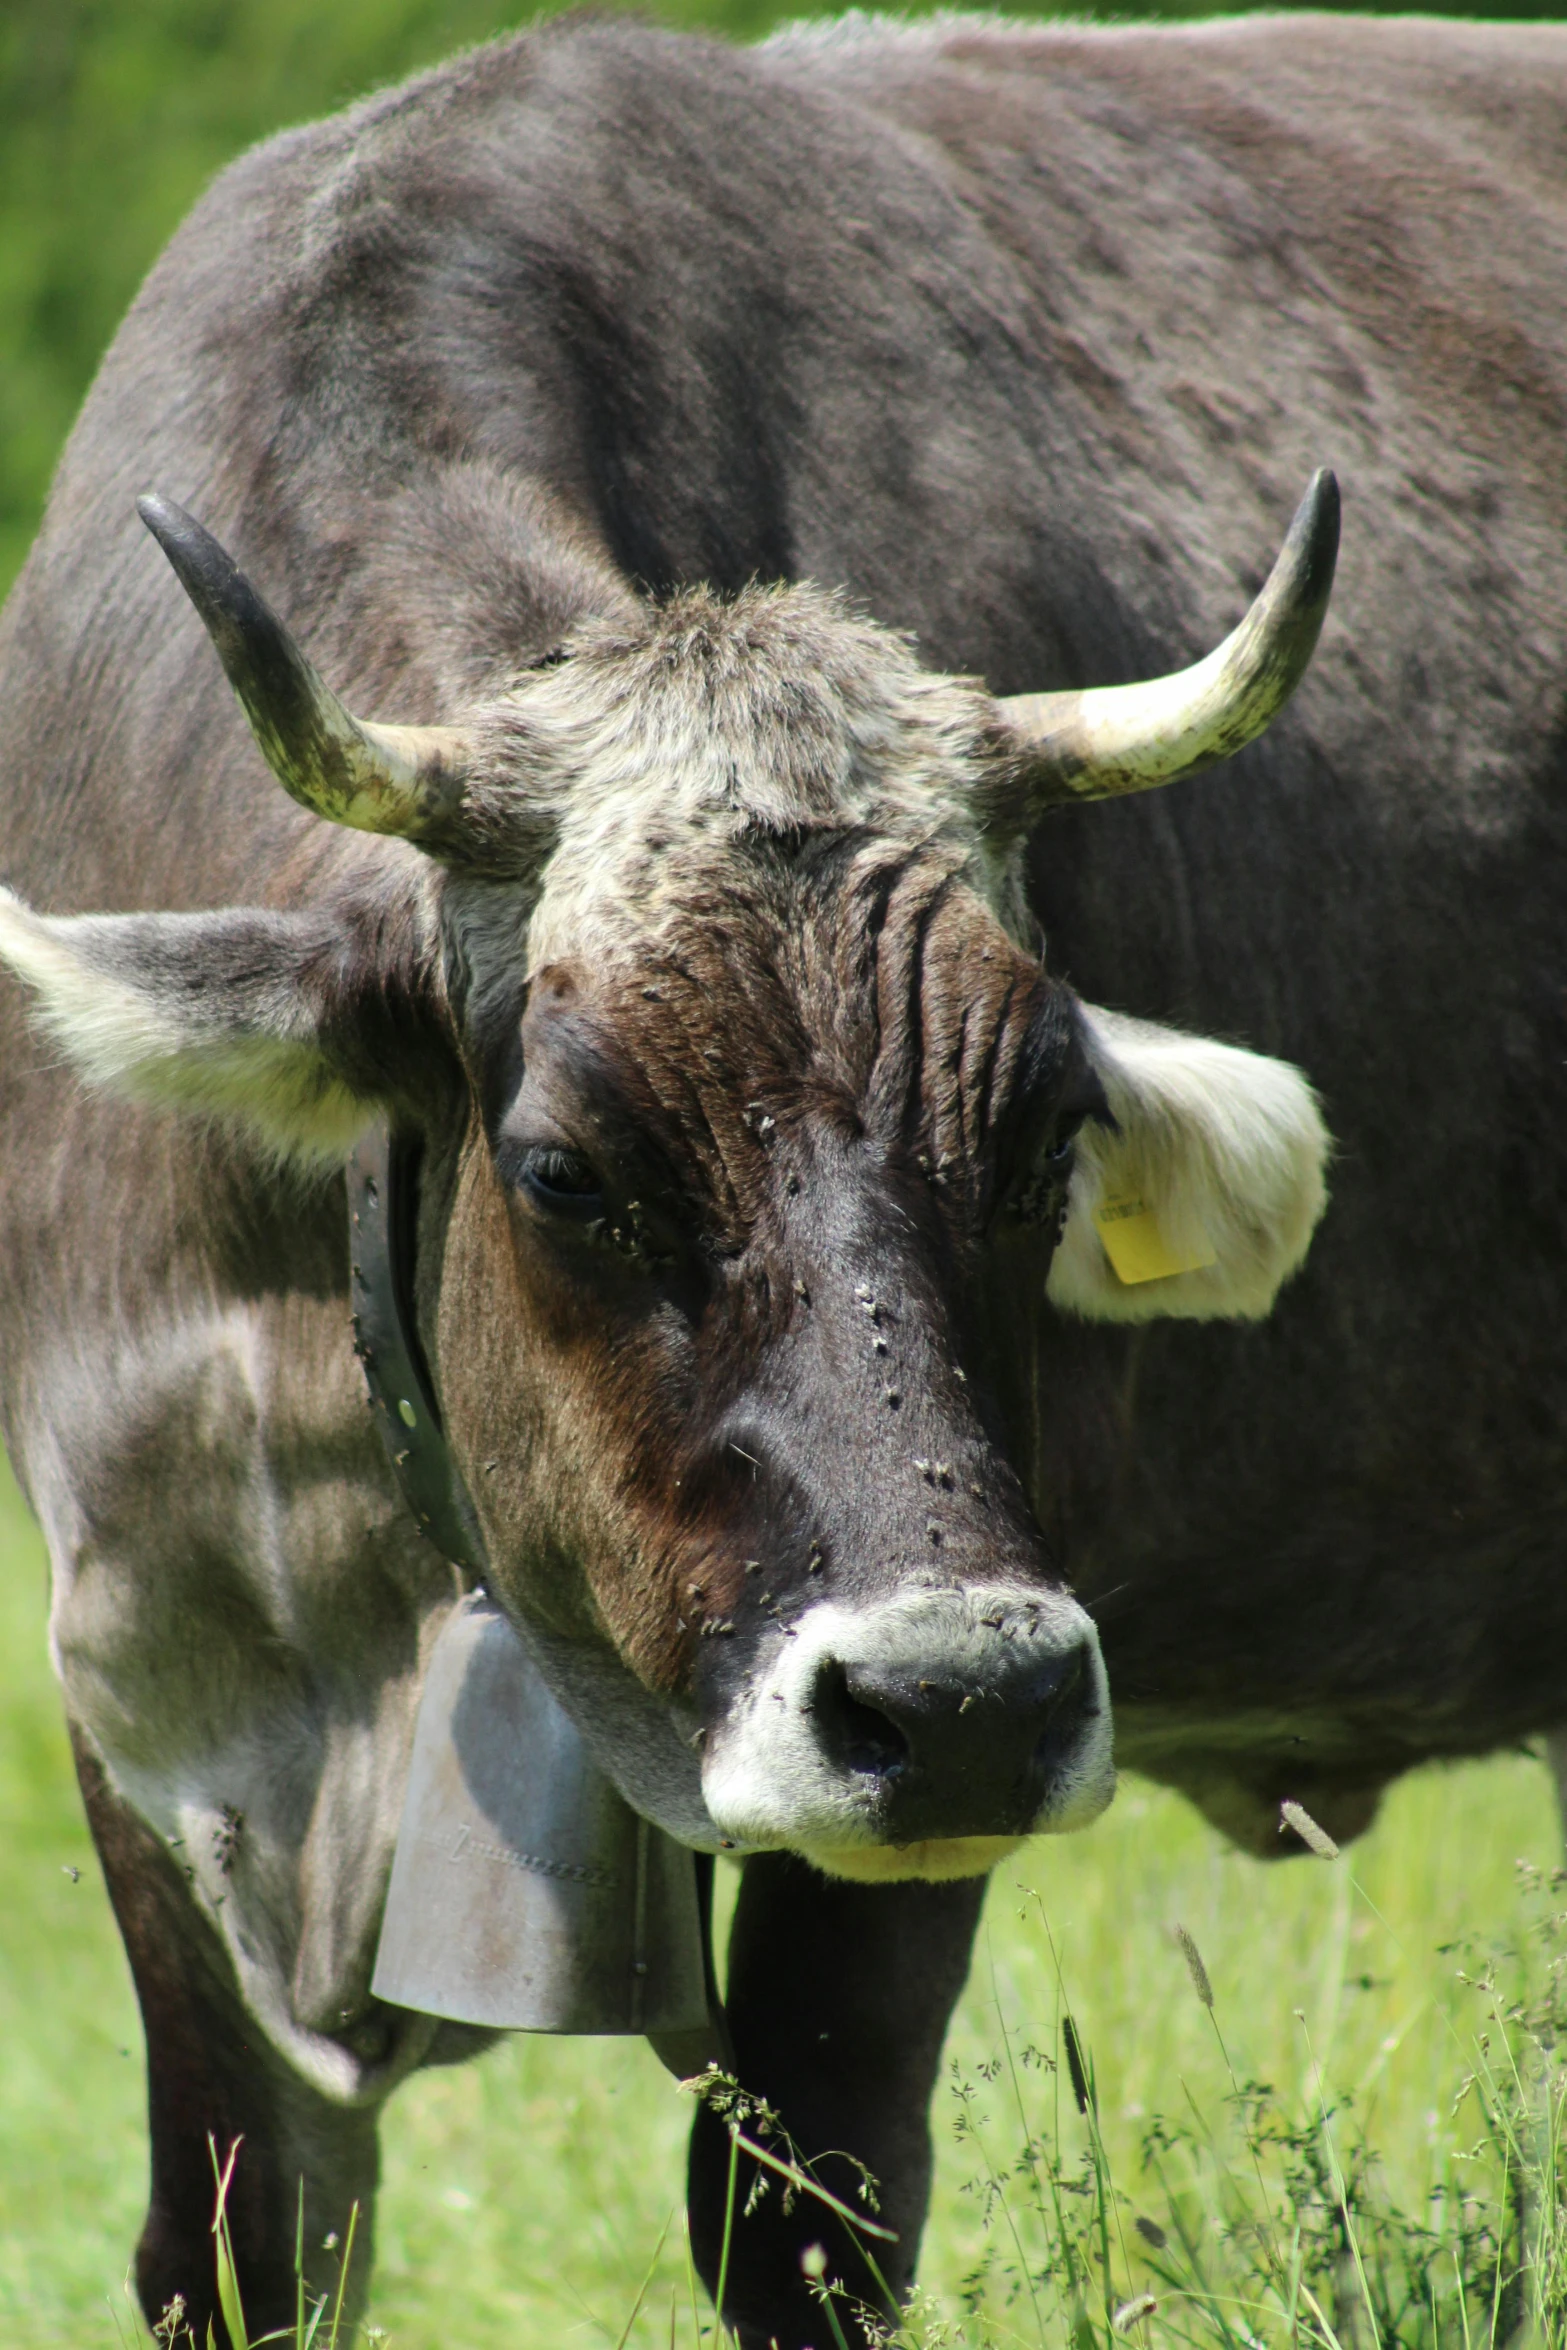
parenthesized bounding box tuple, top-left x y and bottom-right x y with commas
(1047, 1005, 1330, 1324)
(0, 884, 382, 1161)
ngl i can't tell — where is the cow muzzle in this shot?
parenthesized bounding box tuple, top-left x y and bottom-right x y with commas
(700, 1583, 1114, 1882)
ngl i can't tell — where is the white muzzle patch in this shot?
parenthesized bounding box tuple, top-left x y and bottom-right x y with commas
(701, 1581, 1115, 1881)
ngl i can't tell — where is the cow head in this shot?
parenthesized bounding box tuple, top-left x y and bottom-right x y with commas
(0, 478, 1336, 1880)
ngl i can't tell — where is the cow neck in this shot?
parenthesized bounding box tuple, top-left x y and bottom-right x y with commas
(347, 1119, 730, 2078)
(348, 1119, 487, 1581)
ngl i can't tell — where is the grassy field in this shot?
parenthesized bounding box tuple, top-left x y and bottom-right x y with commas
(3, 1444, 1562, 2348)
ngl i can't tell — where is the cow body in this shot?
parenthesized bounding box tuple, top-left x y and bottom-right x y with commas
(0, 14, 1563, 2343)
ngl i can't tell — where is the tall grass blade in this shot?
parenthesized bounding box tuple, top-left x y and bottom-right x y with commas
(987, 1930, 1050, 2346)
(713, 2127, 741, 2345)
(726, 2127, 896, 2241)
(613, 2205, 677, 2350)
(1298, 2276, 1350, 2350)
(207, 2135, 249, 2350)
(325, 2199, 358, 2350)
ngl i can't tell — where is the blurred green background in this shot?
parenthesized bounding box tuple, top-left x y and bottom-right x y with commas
(1, 0, 1562, 604)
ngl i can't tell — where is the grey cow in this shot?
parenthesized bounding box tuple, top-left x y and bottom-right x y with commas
(0, 14, 1561, 2346)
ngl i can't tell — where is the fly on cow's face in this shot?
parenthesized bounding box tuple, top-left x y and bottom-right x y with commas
(1007, 1126, 1083, 1232)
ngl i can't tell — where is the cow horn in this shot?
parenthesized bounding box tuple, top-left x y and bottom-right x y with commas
(138, 494, 471, 842)
(995, 469, 1339, 812)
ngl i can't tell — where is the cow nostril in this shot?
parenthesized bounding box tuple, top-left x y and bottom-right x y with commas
(811, 1661, 912, 1782)
(1032, 1644, 1091, 1767)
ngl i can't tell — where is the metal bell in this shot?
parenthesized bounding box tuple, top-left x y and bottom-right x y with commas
(373, 1596, 714, 2042)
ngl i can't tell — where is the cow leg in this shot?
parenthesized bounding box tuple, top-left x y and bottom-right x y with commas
(689, 1854, 985, 2350)
(72, 1727, 379, 2347)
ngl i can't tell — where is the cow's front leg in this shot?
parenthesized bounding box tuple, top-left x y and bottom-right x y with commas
(689, 1854, 986, 2350)
(72, 1729, 380, 2348)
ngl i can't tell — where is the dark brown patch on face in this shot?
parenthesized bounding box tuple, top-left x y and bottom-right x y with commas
(441, 837, 1099, 1702)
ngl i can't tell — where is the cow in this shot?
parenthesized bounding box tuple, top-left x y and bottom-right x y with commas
(0, 11, 1562, 2345)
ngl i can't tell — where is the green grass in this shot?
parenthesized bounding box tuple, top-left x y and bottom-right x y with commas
(3, 1445, 1562, 2346)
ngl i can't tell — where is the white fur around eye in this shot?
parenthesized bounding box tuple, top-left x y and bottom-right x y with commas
(1047, 1004, 1330, 1324)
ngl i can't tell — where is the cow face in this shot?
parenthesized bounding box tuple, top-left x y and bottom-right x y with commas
(0, 498, 1334, 1880)
(437, 838, 1116, 1879)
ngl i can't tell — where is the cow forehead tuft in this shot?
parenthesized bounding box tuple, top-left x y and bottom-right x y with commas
(460, 578, 1011, 965)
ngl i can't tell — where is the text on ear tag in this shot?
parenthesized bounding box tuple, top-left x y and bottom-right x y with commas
(1092, 1192, 1217, 1285)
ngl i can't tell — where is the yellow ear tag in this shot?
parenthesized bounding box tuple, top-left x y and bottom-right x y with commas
(1092, 1192, 1218, 1286)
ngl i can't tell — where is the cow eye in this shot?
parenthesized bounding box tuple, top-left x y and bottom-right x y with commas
(1044, 1119, 1082, 1172)
(517, 1147, 603, 1213)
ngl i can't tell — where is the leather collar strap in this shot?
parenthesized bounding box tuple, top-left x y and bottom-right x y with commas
(348, 1120, 485, 1579)
(346, 1121, 732, 2077)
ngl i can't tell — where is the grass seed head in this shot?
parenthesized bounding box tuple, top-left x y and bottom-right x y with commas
(1062, 2014, 1091, 2113)
(152, 2297, 189, 2348)
(1114, 2295, 1158, 2332)
(1173, 1923, 1213, 2008)
(1281, 1798, 1340, 1858)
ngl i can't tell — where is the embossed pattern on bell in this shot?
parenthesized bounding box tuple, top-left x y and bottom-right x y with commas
(372, 1598, 710, 2035)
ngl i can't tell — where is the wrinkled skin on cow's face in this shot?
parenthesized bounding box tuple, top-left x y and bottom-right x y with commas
(436, 836, 1117, 1879)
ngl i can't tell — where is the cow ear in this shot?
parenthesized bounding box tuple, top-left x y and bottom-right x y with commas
(1046, 1005, 1329, 1323)
(0, 883, 436, 1163)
